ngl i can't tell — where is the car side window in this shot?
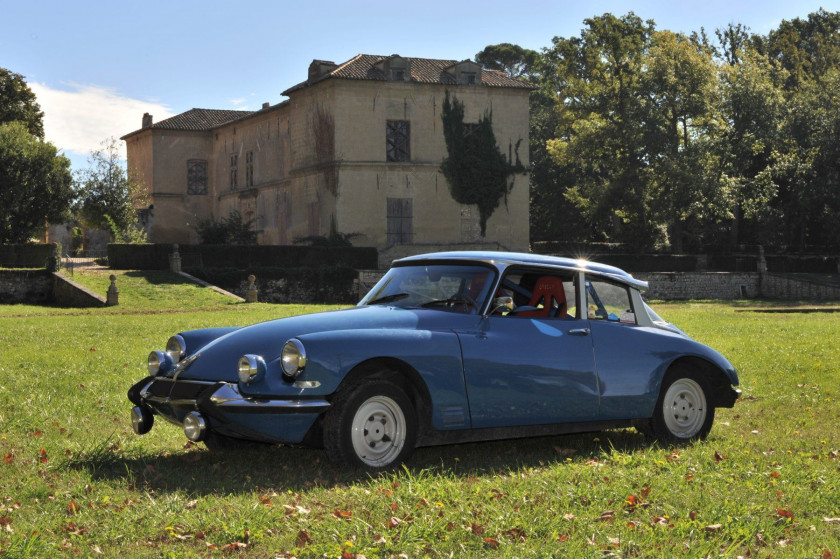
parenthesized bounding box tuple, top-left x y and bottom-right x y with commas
(586, 278, 636, 324)
(495, 270, 578, 319)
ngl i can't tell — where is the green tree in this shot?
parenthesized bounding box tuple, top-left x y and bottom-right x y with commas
(0, 121, 73, 243)
(643, 31, 730, 252)
(767, 9, 840, 91)
(75, 138, 148, 238)
(769, 68, 840, 248)
(475, 43, 540, 80)
(716, 45, 787, 245)
(194, 210, 257, 245)
(440, 91, 524, 237)
(545, 13, 656, 248)
(0, 68, 44, 137)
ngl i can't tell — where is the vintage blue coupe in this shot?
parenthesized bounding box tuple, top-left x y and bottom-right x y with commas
(128, 251, 740, 469)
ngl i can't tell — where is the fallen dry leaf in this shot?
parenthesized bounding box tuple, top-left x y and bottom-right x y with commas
(483, 536, 500, 549)
(596, 510, 615, 522)
(296, 529, 311, 547)
(705, 524, 723, 532)
(823, 518, 840, 524)
(502, 527, 527, 541)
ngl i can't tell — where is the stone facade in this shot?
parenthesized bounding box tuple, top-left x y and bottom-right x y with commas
(122, 54, 533, 254)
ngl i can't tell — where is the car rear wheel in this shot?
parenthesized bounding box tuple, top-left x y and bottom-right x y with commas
(651, 370, 715, 441)
(323, 379, 417, 470)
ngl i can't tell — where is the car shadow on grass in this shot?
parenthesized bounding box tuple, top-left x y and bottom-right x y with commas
(63, 428, 657, 495)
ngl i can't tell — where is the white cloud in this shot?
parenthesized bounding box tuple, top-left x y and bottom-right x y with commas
(29, 82, 175, 162)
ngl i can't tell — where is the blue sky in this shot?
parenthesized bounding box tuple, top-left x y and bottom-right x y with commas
(2, 0, 837, 171)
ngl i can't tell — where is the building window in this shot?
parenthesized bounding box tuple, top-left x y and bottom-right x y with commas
(230, 154, 238, 189)
(386, 120, 410, 162)
(390, 68, 405, 81)
(246, 151, 254, 187)
(187, 160, 207, 195)
(387, 198, 413, 245)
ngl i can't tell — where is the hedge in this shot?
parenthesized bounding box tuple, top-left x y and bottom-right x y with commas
(108, 243, 378, 271)
(184, 266, 359, 304)
(766, 255, 838, 273)
(0, 243, 61, 271)
(597, 254, 699, 272)
(107, 244, 171, 270)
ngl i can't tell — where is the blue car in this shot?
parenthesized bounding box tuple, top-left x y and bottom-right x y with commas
(128, 251, 740, 469)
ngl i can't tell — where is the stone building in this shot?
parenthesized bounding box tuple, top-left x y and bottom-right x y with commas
(121, 54, 533, 260)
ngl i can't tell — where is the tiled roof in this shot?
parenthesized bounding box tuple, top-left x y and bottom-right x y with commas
(151, 108, 253, 131)
(121, 108, 253, 139)
(283, 54, 535, 95)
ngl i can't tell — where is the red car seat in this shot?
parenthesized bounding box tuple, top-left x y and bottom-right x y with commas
(518, 276, 567, 318)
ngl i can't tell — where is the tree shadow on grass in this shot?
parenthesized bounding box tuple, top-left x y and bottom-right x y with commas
(61, 428, 656, 496)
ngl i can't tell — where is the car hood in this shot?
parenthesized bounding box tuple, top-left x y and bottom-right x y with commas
(175, 305, 433, 381)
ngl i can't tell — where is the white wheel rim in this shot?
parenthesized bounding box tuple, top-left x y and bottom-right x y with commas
(350, 395, 406, 467)
(662, 378, 707, 438)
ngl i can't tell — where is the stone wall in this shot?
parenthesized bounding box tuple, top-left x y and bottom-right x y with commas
(0, 271, 106, 307)
(760, 273, 840, 300)
(636, 272, 761, 300)
(0, 270, 54, 304)
(52, 274, 106, 307)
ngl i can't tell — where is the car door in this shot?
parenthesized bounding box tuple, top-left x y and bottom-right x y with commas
(584, 276, 666, 419)
(455, 270, 600, 428)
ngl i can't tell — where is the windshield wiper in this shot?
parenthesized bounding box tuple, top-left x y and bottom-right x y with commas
(421, 294, 477, 309)
(366, 293, 410, 305)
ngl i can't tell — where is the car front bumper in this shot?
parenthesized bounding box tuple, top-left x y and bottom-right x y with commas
(127, 376, 330, 444)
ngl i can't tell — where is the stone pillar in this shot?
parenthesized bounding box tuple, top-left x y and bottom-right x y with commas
(169, 243, 182, 273)
(106, 274, 119, 306)
(245, 274, 258, 303)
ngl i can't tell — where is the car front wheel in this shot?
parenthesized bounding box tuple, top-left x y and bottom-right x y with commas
(651, 370, 715, 441)
(324, 379, 417, 469)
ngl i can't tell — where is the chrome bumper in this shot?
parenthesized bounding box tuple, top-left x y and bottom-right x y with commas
(132, 377, 330, 416)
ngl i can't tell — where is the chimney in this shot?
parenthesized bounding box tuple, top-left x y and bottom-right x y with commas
(262, 102, 270, 109)
(308, 59, 338, 81)
(142, 113, 153, 128)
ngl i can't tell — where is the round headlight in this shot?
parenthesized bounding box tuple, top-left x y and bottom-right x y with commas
(183, 411, 207, 442)
(166, 335, 186, 363)
(238, 354, 264, 384)
(147, 350, 167, 376)
(281, 339, 307, 378)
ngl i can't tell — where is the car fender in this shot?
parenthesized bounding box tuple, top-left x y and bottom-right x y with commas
(245, 328, 469, 430)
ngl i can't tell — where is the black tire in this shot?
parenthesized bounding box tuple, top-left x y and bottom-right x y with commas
(651, 368, 715, 442)
(323, 379, 417, 470)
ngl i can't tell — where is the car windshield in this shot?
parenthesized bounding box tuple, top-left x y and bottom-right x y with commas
(359, 264, 497, 313)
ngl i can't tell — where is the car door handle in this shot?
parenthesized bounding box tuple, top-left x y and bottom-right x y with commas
(567, 328, 590, 336)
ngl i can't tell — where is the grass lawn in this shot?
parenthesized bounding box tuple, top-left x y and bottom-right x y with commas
(1, 272, 838, 557)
